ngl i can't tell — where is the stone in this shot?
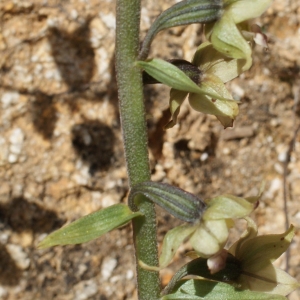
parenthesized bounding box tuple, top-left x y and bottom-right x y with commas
(6, 244, 30, 270)
(101, 257, 117, 280)
(74, 279, 97, 300)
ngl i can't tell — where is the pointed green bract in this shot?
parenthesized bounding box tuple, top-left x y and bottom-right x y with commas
(161, 279, 287, 299)
(137, 59, 203, 94)
(129, 181, 206, 223)
(137, 59, 232, 101)
(139, 0, 222, 59)
(38, 204, 142, 248)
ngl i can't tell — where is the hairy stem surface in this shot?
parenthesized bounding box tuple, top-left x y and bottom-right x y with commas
(115, 0, 160, 298)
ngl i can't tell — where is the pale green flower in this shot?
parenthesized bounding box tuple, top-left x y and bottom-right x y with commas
(205, 0, 272, 71)
(167, 42, 242, 129)
(228, 218, 300, 296)
(158, 194, 257, 268)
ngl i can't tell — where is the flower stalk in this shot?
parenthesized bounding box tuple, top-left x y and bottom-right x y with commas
(115, 0, 160, 298)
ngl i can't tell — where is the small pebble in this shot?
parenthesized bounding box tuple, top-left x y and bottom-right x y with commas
(278, 152, 288, 162)
(6, 244, 30, 270)
(9, 128, 24, 145)
(74, 279, 97, 300)
(200, 152, 208, 162)
(101, 257, 117, 280)
(1, 92, 19, 108)
(8, 153, 18, 163)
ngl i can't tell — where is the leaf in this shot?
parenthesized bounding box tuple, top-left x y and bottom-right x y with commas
(38, 204, 142, 248)
(136, 59, 233, 101)
(137, 59, 203, 93)
(129, 181, 206, 223)
(139, 0, 222, 59)
(161, 279, 287, 299)
(162, 254, 241, 296)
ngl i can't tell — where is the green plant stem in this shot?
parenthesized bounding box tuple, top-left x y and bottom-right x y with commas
(115, 0, 160, 298)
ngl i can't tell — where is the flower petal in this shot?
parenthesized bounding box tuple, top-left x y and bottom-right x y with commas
(215, 115, 234, 128)
(239, 226, 295, 273)
(165, 89, 188, 129)
(190, 219, 229, 257)
(159, 224, 196, 268)
(251, 24, 269, 49)
(203, 194, 255, 220)
(238, 264, 300, 296)
(192, 41, 245, 83)
(207, 249, 228, 274)
(210, 13, 252, 71)
(188, 74, 239, 128)
(227, 0, 272, 24)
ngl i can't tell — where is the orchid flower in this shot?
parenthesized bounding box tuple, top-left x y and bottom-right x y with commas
(157, 193, 258, 269)
(226, 217, 300, 296)
(166, 42, 243, 129)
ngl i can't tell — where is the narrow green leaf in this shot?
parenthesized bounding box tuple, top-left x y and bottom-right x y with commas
(137, 59, 202, 94)
(38, 204, 142, 248)
(129, 181, 206, 223)
(143, 59, 202, 85)
(162, 279, 287, 300)
(139, 0, 222, 60)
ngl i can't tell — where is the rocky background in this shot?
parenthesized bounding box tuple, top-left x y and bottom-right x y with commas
(0, 0, 300, 299)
